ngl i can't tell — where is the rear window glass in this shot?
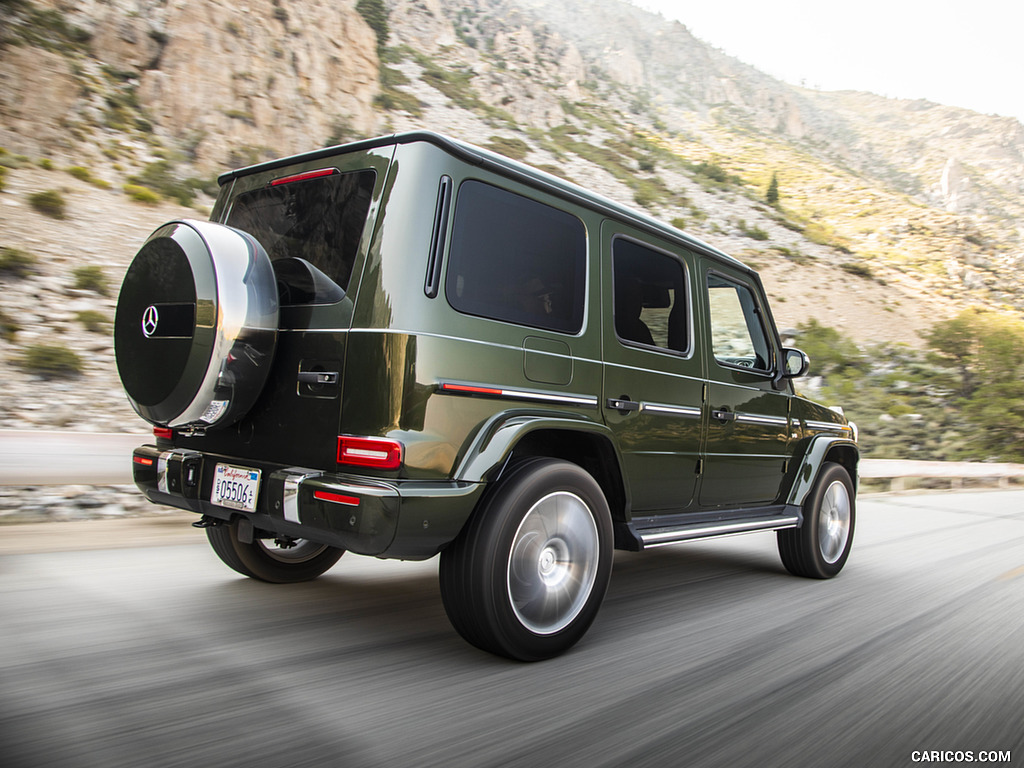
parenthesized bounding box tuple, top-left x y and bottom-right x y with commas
(226, 169, 376, 296)
(445, 180, 586, 334)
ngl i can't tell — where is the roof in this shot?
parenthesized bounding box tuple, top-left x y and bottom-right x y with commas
(218, 130, 750, 273)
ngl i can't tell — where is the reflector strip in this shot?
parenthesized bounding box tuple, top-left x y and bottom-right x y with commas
(337, 436, 403, 470)
(270, 168, 338, 186)
(313, 490, 361, 507)
(440, 383, 503, 396)
(133, 456, 154, 466)
(439, 381, 598, 408)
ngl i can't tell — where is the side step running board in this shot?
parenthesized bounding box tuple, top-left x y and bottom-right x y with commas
(636, 514, 800, 549)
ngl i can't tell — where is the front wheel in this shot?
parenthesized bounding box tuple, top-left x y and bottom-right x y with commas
(778, 462, 855, 578)
(439, 459, 614, 661)
(206, 518, 344, 583)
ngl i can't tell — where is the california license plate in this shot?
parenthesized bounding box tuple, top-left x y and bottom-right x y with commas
(212, 464, 261, 512)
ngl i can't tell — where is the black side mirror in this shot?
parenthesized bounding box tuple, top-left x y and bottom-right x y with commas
(782, 347, 810, 378)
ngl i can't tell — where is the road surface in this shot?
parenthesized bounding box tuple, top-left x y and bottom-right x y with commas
(1, 490, 1022, 767)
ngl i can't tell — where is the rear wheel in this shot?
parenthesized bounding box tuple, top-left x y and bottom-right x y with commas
(206, 518, 344, 583)
(439, 459, 613, 661)
(778, 462, 855, 578)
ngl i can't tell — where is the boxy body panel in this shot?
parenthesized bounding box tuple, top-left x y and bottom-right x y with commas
(124, 130, 855, 561)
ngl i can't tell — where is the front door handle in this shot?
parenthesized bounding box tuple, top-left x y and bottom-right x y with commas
(607, 397, 641, 414)
(711, 408, 737, 422)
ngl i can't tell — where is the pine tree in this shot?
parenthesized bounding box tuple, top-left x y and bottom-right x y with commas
(766, 172, 780, 206)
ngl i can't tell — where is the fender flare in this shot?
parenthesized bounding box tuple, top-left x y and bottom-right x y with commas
(453, 410, 628, 493)
(785, 434, 860, 508)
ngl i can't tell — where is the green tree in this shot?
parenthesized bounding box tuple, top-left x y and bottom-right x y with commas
(926, 309, 1024, 459)
(766, 172, 779, 206)
(794, 318, 863, 377)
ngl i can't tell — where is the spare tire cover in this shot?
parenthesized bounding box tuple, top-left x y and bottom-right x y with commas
(115, 219, 278, 429)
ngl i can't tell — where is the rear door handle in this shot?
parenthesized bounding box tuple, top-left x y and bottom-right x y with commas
(298, 371, 339, 385)
(607, 397, 641, 414)
(711, 408, 736, 422)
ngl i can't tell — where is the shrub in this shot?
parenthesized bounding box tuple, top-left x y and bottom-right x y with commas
(128, 160, 197, 205)
(66, 165, 92, 182)
(76, 309, 110, 333)
(483, 136, 530, 162)
(840, 262, 874, 279)
(737, 220, 769, 241)
(0, 246, 37, 277)
(0, 308, 19, 342)
(72, 265, 108, 295)
(0, 165, 7, 192)
(28, 189, 67, 218)
(356, 0, 389, 51)
(123, 183, 160, 204)
(19, 345, 84, 378)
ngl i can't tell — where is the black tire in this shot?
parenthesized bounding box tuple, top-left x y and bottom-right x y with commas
(439, 458, 614, 661)
(778, 462, 855, 579)
(206, 519, 344, 583)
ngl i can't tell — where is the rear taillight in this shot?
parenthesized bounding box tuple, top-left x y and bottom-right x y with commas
(337, 436, 403, 470)
(153, 427, 174, 440)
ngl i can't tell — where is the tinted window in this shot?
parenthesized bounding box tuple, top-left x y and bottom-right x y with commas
(446, 181, 586, 334)
(707, 273, 771, 371)
(613, 238, 689, 353)
(226, 169, 376, 298)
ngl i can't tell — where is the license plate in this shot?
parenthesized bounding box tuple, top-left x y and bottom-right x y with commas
(212, 464, 261, 512)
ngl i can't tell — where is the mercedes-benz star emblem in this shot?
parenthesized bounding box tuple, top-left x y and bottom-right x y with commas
(142, 305, 160, 338)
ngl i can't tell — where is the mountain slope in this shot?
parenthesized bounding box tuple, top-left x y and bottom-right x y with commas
(1, 0, 1022, 435)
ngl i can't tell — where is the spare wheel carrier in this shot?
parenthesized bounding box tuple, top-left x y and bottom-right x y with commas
(114, 219, 279, 430)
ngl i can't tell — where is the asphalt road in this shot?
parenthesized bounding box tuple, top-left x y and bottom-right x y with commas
(1, 490, 1022, 768)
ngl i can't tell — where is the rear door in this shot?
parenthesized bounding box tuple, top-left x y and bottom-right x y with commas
(193, 147, 393, 469)
(698, 263, 792, 508)
(600, 223, 703, 515)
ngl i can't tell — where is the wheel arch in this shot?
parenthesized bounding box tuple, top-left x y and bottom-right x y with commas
(785, 435, 860, 508)
(453, 414, 630, 526)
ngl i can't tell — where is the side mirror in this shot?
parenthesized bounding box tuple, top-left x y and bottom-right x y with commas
(782, 347, 810, 378)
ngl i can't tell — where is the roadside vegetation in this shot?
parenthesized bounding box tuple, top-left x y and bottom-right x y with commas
(796, 311, 1024, 463)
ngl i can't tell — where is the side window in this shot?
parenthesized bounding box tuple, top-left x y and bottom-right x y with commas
(613, 238, 689, 353)
(707, 273, 772, 371)
(446, 180, 586, 334)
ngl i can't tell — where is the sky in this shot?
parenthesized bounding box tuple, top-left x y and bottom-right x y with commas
(630, 0, 1024, 124)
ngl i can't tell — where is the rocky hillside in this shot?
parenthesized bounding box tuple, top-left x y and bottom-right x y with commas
(1, 0, 1022, 435)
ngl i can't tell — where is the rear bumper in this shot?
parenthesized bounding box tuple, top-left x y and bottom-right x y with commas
(132, 445, 483, 559)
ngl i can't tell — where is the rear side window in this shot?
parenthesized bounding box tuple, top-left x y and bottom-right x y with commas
(445, 180, 586, 334)
(226, 169, 376, 298)
(613, 238, 689, 354)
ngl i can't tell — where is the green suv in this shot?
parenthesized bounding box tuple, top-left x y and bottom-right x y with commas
(114, 131, 858, 660)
